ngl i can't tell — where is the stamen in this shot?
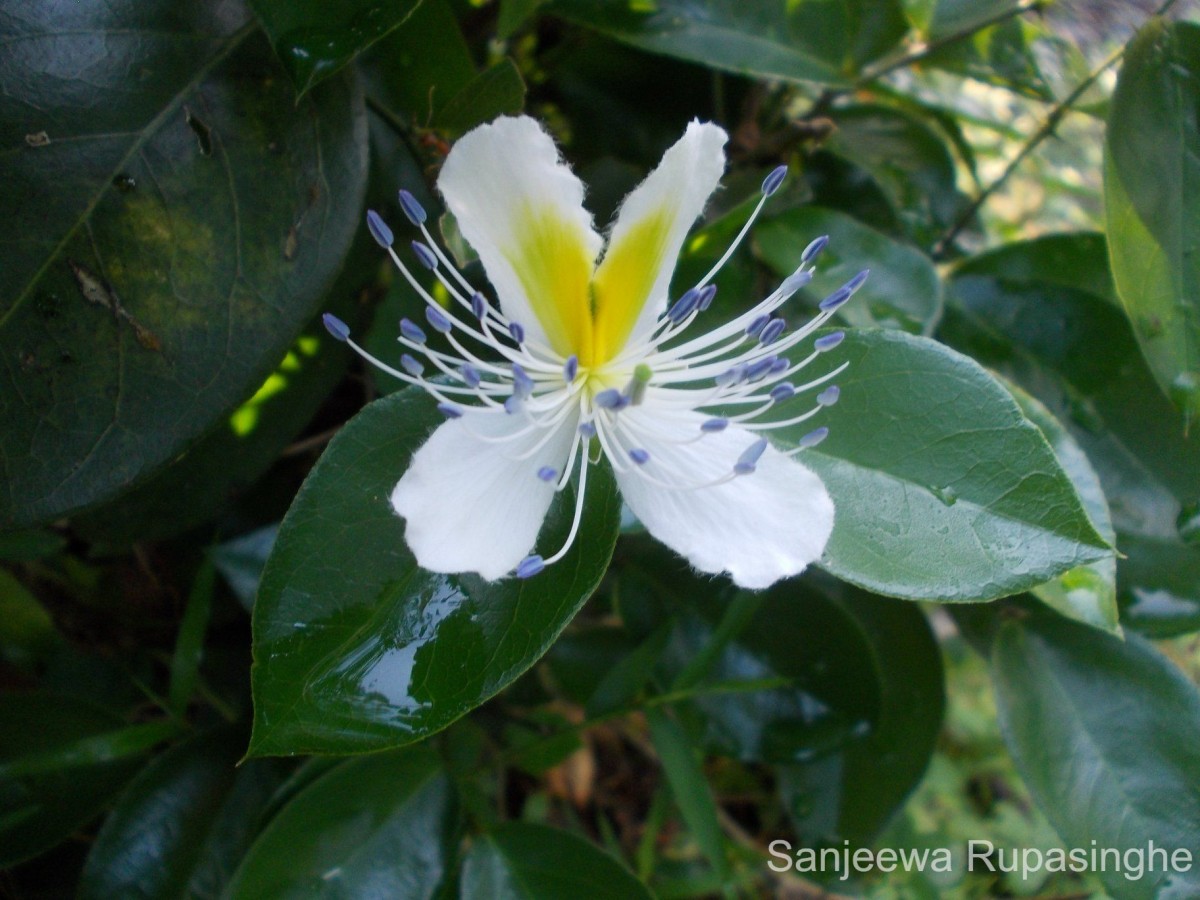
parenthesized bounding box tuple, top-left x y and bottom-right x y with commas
(820, 270, 869, 312)
(759, 318, 786, 344)
(471, 292, 487, 319)
(579, 422, 597, 438)
(667, 288, 701, 323)
(817, 385, 840, 406)
(366, 210, 393, 248)
(412, 241, 438, 271)
(745, 356, 778, 381)
(814, 331, 845, 352)
(425, 306, 452, 334)
(516, 555, 545, 579)
(701, 417, 728, 432)
(461, 364, 481, 388)
(400, 318, 427, 344)
(629, 448, 650, 465)
(734, 438, 768, 475)
(322, 313, 350, 342)
(563, 355, 579, 382)
(799, 426, 829, 448)
(537, 466, 557, 482)
(698, 284, 718, 311)
(715, 364, 746, 387)
(509, 321, 525, 344)
(762, 164, 788, 196)
(511, 363, 534, 399)
(437, 402, 463, 419)
(745, 314, 769, 338)
(400, 353, 424, 377)
(769, 358, 789, 376)
(769, 383, 795, 402)
(398, 189, 427, 225)
(801, 234, 829, 263)
(594, 388, 625, 410)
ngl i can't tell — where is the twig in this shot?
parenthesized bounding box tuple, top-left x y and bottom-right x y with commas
(931, 0, 1182, 258)
(857, 0, 1046, 87)
(281, 426, 341, 458)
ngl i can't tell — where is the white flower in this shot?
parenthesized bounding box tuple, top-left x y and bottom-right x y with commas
(323, 115, 866, 589)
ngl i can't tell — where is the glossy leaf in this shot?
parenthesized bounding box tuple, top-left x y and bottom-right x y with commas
(755, 205, 943, 334)
(0, 1, 368, 529)
(460, 822, 653, 899)
(910, 0, 1024, 39)
(940, 236, 1200, 634)
(79, 729, 285, 900)
(249, 0, 422, 95)
(0, 693, 166, 866)
(70, 230, 375, 544)
(1005, 382, 1119, 634)
(823, 105, 968, 248)
(992, 611, 1200, 899)
(545, 0, 909, 86)
(249, 389, 621, 756)
(779, 329, 1112, 601)
(228, 745, 457, 898)
(777, 582, 943, 847)
(1106, 20, 1200, 427)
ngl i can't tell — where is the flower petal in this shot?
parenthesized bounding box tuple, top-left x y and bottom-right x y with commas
(437, 116, 603, 357)
(590, 121, 728, 363)
(612, 406, 832, 589)
(391, 408, 577, 579)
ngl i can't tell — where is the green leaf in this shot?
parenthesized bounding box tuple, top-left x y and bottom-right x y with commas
(498, 0, 547, 38)
(913, 0, 1024, 39)
(940, 236, 1200, 634)
(70, 229, 376, 544)
(1004, 381, 1119, 634)
(0, 693, 166, 866)
(211, 524, 278, 612)
(169, 558, 216, 717)
(227, 745, 457, 898)
(776, 582, 944, 847)
(460, 822, 654, 899)
(645, 707, 729, 882)
(249, 388, 621, 756)
(992, 611, 1200, 900)
(0, 3, 368, 529)
(79, 728, 286, 900)
(248, 0, 423, 95)
(823, 105, 968, 248)
(787, 329, 1111, 601)
(622, 555, 881, 764)
(0, 568, 59, 671)
(0, 530, 66, 561)
(1106, 19, 1200, 427)
(436, 60, 527, 137)
(755, 205, 943, 334)
(545, 0, 909, 86)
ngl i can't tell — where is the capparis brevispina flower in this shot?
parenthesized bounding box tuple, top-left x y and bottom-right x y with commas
(324, 116, 867, 589)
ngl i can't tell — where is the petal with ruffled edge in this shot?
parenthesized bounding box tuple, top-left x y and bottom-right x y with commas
(391, 409, 579, 580)
(437, 116, 603, 358)
(612, 405, 833, 589)
(589, 121, 728, 365)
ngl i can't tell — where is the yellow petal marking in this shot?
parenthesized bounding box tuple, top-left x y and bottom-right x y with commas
(589, 208, 672, 367)
(504, 203, 596, 359)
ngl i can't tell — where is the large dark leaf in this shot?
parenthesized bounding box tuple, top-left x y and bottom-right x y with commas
(1106, 19, 1200, 427)
(940, 235, 1200, 634)
(545, 0, 908, 86)
(0, 692, 173, 866)
(460, 822, 653, 899)
(0, 0, 367, 529)
(992, 610, 1200, 900)
(227, 745, 457, 898)
(78, 728, 285, 899)
(775, 329, 1112, 601)
(249, 389, 621, 756)
(248, 0, 422, 95)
